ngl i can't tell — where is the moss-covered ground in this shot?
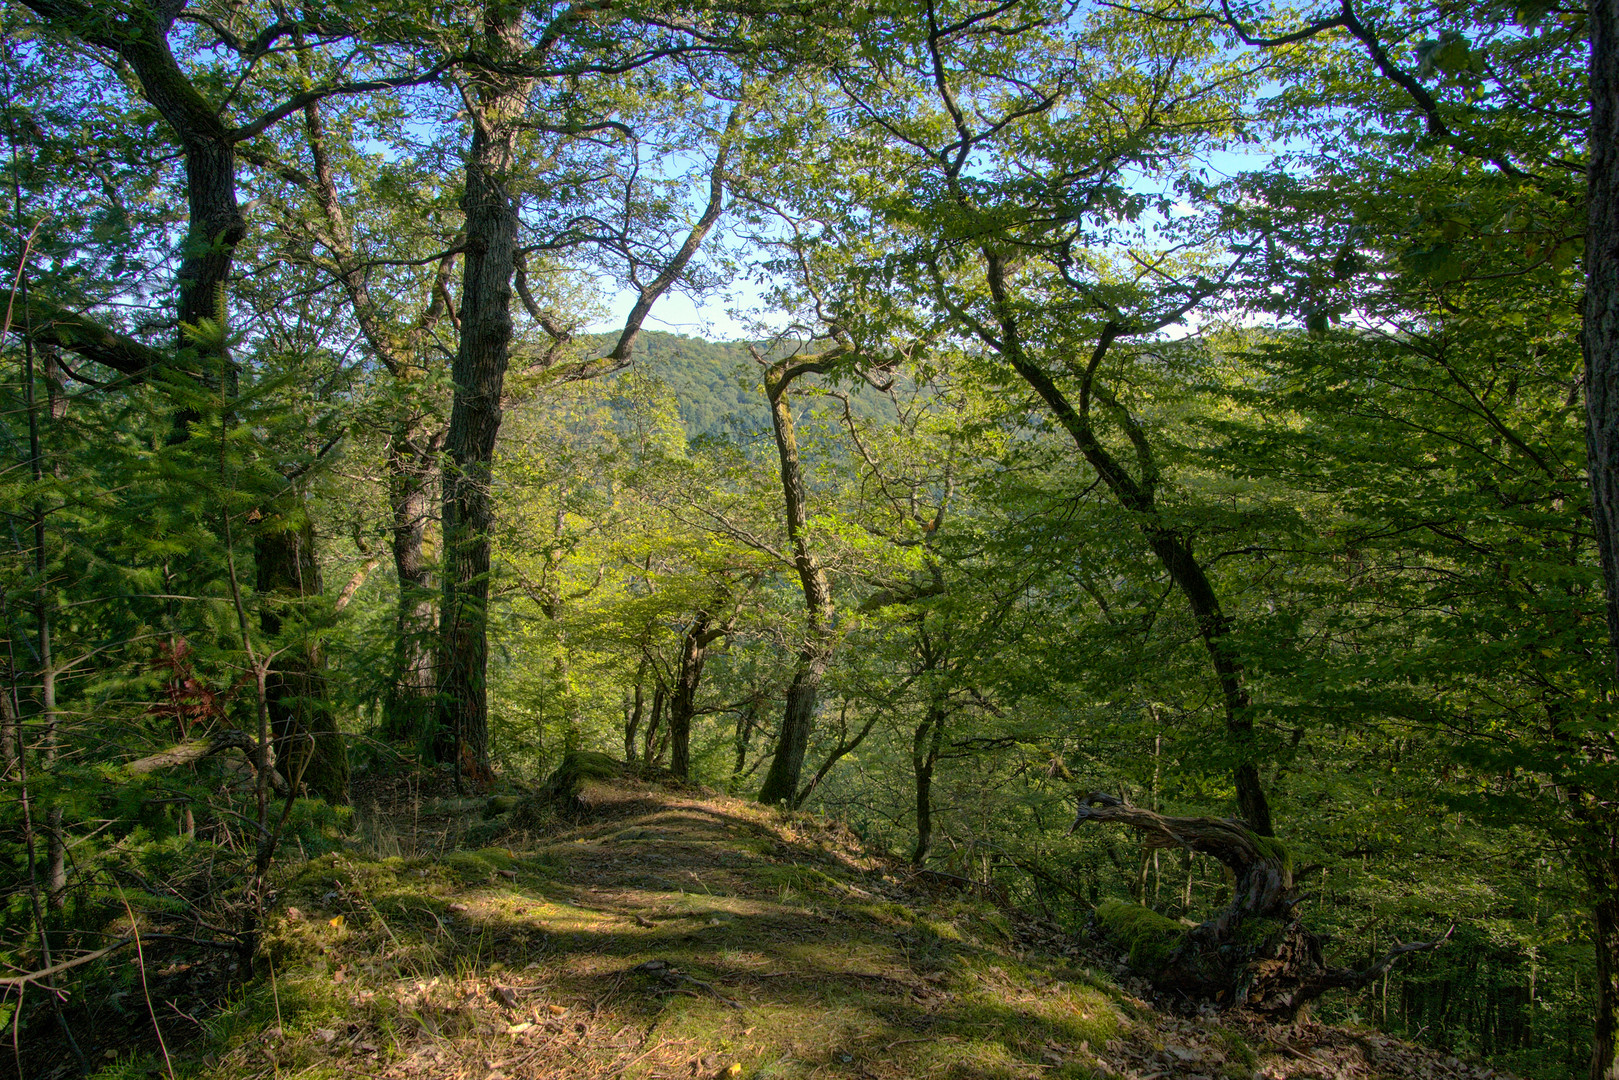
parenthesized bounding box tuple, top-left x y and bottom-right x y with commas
(89, 777, 1516, 1080)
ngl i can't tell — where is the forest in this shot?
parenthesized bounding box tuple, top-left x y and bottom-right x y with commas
(0, 0, 1614, 1078)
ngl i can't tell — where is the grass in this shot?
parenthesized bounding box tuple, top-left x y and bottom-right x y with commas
(94, 775, 1475, 1080)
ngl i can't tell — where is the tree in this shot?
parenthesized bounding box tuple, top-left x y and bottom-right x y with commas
(435, 7, 750, 776)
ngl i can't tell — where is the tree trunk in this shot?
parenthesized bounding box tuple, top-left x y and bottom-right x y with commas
(0, 678, 15, 774)
(733, 696, 760, 782)
(758, 357, 838, 805)
(1073, 792, 1443, 1017)
(438, 3, 529, 779)
(297, 100, 451, 748)
(255, 508, 348, 804)
(911, 701, 945, 865)
(670, 606, 725, 780)
(383, 425, 438, 743)
(625, 658, 647, 765)
(982, 255, 1273, 835)
(643, 684, 667, 767)
(1585, 5, 1619, 1076)
(1591, 857, 1619, 1080)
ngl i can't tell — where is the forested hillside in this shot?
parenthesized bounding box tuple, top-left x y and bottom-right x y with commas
(582, 330, 900, 437)
(0, 2, 1612, 1079)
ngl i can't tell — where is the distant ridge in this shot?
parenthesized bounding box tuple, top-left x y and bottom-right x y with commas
(578, 330, 901, 437)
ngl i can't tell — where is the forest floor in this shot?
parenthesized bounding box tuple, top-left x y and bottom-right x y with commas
(94, 774, 1513, 1080)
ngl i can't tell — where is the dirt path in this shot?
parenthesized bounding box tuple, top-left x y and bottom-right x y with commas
(192, 779, 1511, 1080)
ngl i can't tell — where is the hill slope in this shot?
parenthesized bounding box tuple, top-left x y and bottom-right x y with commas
(577, 330, 902, 437)
(183, 777, 1508, 1080)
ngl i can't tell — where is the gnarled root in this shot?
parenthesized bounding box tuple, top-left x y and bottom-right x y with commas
(1074, 791, 1447, 1019)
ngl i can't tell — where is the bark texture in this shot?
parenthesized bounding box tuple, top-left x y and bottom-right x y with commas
(438, 3, 530, 778)
(1587, 4, 1619, 1075)
(384, 425, 439, 742)
(757, 354, 840, 805)
(668, 609, 713, 780)
(1590, 855, 1619, 1080)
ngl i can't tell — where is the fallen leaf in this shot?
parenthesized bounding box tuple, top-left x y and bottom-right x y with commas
(328, 915, 344, 929)
(448, 903, 470, 914)
(314, 1028, 337, 1044)
(546, 1003, 568, 1015)
(507, 1022, 533, 1035)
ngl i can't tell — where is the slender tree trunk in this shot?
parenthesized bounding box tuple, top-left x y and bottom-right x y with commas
(21, 292, 64, 910)
(981, 255, 1273, 835)
(643, 684, 667, 767)
(1585, 6, 1619, 1076)
(670, 607, 724, 780)
(732, 697, 759, 781)
(911, 701, 945, 865)
(299, 101, 452, 747)
(625, 658, 647, 764)
(1592, 857, 1619, 1080)
(758, 360, 837, 805)
(383, 425, 437, 742)
(439, 3, 529, 776)
(1143, 528, 1271, 835)
(255, 508, 349, 804)
(0, 677, 15, 775)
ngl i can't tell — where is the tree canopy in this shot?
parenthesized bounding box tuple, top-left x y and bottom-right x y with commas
(0, 1, 1615, 1077)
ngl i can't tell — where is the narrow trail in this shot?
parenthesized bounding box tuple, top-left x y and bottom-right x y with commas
(209, 777, 1513, 1080)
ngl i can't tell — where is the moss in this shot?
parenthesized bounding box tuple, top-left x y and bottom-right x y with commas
(846, 899, 912, 924)
(1211, 1027, 1258, 1078)
(483, 794, 521, 819)
(545, 750, 624, 796)
(1251, 834, 1293, 876)
(1094, 900, 1185, 975)
(441, 846, 516, 882)
(756, 864, 840, 897)
(510, 751, 629, 828)
(916, 917, 963, 942)
(461, 817, 511, 848)
(1228, 915, 1286, 953)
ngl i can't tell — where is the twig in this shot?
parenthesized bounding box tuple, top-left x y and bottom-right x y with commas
(0, 938, 133, 987)
(118, 887, 176, 1080)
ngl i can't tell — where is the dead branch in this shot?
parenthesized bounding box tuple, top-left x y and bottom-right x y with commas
(0, 939, 132, 987)
(124, 729, 288, 795)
